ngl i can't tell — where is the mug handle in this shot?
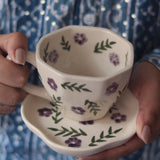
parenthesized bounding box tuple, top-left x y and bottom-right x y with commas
(23, 51, 50, 100)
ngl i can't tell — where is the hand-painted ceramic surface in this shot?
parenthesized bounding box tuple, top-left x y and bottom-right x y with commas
(24, 26, 134, 121)
(21, 89, 138, 156)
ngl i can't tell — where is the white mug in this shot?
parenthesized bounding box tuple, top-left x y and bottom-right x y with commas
(23, 26, 134, 121)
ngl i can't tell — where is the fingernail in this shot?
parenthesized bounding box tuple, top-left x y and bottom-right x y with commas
(141, 125, 151, 144)
(15, 48, 26, 65)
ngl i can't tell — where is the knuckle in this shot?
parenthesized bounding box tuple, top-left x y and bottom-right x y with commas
(17, 75, 28, 88)
(0, 106, 16, 115)
(13, 32, 27, 40)
(16, 67, 29, 88)
(5, 32, 28, 53)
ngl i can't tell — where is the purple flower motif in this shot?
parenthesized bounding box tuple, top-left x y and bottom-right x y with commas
(109, 53, 120, 66)
(106, 82, 119, 95)
(74, 33, 87, 45)
(48, 50, 59, 63)
(79, 120, 94, 125)
(110, 112, 127, 123)
(65, 137, 82, 147)
(71, 106, 85, 115)
(38, 108, 53, 117)
(48, 78, 58, 91)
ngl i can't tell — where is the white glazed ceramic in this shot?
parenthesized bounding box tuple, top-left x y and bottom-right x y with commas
(24, 25, 134, 121)
(21, 89, 138, 156)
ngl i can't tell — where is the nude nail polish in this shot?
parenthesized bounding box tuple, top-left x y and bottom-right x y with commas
(15, 48, 26, 65)
(141, 125, 151, 144)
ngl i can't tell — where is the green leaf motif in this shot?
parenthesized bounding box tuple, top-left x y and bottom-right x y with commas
(89, 126, 123, 147)
(94, 39, 116, 53)
(48, 126, 87, 137)
(114, 128, 123, 134)
(43, 42, 49, 62)
(50, 96, 63, 124)
(50, 108, 63, 124)
(100, 131, 104, 138)
(60, 36, 71, 51)
(116, 85, 128, 101)
(85, 100, 101, 116)
(51, 95, 62, 108)
(108, 126, 112, 134)
(61, 82, 92, 92)
(110, 41, 116, 45)
(109, 103, 118, 114)
(48, 128, 59, 131)
(125, 52, 128, 66)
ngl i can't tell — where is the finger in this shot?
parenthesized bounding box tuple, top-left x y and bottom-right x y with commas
(0, 32, 28, 65)
(77, 135, 144, 160)
(0, 54, 29, 87)
(129, 62, 160, 144)
(0, 104, 17, 115)
(0, 83, 27, 106)
(136, 82, 160, 144)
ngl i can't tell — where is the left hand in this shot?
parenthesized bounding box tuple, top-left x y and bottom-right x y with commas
(0, 32, 29, 114)
(77, 62, 160, 160)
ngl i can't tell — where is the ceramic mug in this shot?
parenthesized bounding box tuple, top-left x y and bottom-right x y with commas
(24, 26, 134, 121)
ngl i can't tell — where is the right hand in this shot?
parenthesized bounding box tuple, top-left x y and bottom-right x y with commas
(0, 32, 29, 114)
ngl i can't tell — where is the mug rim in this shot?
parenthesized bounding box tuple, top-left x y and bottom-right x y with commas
(36, 25, 134, 82)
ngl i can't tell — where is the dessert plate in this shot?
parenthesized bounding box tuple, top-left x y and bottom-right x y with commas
(21, 89, 138, 156)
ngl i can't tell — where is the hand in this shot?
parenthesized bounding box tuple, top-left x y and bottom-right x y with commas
(77, 62, 160, 160)
(0, 32, 29, 114)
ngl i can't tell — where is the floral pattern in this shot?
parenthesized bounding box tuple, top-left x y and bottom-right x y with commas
(61, 36, 71, 51)
(74, 33, 87, 45)
(35, 89, 135, 152)
(61, 82, 92, 92)
(48, 49, 59, 63)
(110, 112, 127, 123)
(43, 42, 49, 63)
(106, 82, 119, 95)
(48, 78, 58, 91)
(89, 127, 123, 146)
(109, 53, 120, 66)
(48, 126, 87, 138)
(65, 137, 82, 147)
(94, 39, 116, 53)
(71, 106, 86, 115)
(84, 100, 101, 116)
(37, 108, 53, 117)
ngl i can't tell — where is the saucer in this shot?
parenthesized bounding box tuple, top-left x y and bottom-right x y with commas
(21, 89, 138, 156)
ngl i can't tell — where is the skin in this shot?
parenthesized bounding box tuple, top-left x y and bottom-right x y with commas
(0, 32, 29, 114)
(0, 33, 160, 159)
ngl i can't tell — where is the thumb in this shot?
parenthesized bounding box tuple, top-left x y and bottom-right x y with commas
(129, 62, 160, 144)
(0, 32, 28, 65)
(135, 74, 160, 144)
